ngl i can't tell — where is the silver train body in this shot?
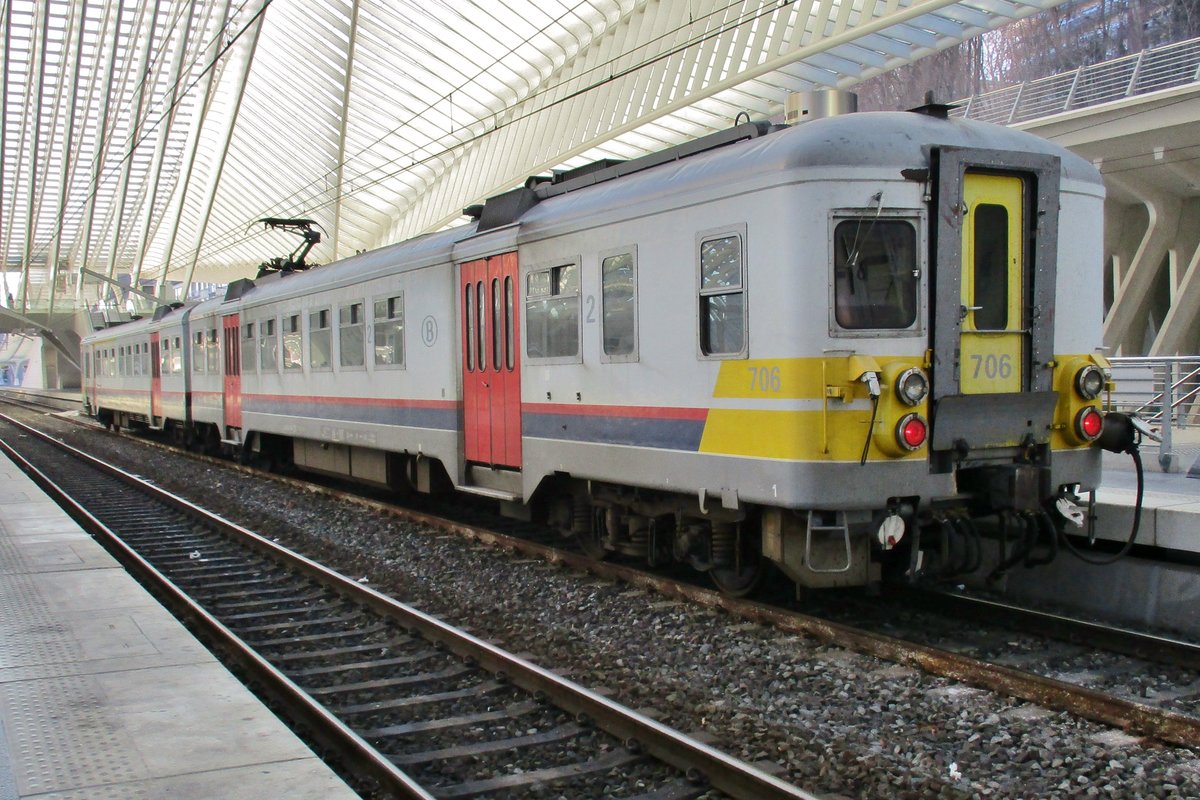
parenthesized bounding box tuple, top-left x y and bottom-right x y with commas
(82, 109, 1110, 594)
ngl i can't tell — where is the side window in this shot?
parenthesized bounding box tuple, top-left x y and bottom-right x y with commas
(339, 302, 365, 368)
(525, 263, 580, 360)
(601, 249, 637, 361)
(206, 328, 219, 373)
(283, 314, 302, 370)
(698, 231, 746, 357)
(172, 336, 182, 374)
(832, 217, 918, 331)
(160, 338, 171, 375)
(192, 332, 205, 374)
(259, 318, 277, 372)
(241, 322, 256, 373)
(309, 309, 331, 370)
(373, 295, 404, 367)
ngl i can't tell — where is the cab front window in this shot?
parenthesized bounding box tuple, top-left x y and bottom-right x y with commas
(833, 218, 918, 330)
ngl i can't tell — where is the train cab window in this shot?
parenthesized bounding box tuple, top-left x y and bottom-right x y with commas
(699, 232, 746, 357)
(373, 295, 404, 368)
(339, 302, 365, 368)
(833, 218, 918, 331)
(259, 318, 278, 372)
(192, 332, 205, 374)
(526, 263, 580, 360)
(241, 322, 256, 373)
(283, 314, 302, 370)
(972, 204, 1009, 331)
(309, 309, 331, 370)
(601, 249, 638, 361)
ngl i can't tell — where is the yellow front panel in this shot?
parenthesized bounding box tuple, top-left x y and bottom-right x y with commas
(960, 173, 1024, 395)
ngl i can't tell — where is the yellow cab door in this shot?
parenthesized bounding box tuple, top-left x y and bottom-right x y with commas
(960, 173, 1024, 395)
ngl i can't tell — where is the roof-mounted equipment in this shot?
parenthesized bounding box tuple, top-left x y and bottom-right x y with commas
(251, 218, 324, 277)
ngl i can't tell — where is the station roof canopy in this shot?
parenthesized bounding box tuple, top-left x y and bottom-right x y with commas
(2, 0, 1068, 303)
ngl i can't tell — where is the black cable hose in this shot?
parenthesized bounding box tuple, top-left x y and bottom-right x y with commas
(1058, 447, 1144, 566)
(860, 394, 880, 466)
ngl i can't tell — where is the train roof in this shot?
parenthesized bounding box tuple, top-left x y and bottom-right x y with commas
(83, 110, 1101, 337)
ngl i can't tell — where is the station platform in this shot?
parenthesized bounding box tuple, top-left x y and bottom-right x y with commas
(0, 451, 359, 799)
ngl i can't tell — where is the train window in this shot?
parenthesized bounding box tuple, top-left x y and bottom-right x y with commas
(973, 204, 1009, 331)
(699, 233, 746, 356)
(505, 277, 514, 371)
(206, 328, 219, 373)
(192, 332, 205, 374)
(241, 322, 256, 373)
(833, 218, 918, 330)
(171, 337, 182, 374)
(259, 318, 278, 372)
(309, 309, 331, 370)
(283, 315, 302, 370)
(373, 296, 404, 368)
(525, 263, 580, 359)
(476, 280, 486, 370)
(491, 279, 502, 371)
(339, 302, 365, 368)
(465, 284, 475, 372)
(160, 338, 171, 376)
(601, 249, 637, 360)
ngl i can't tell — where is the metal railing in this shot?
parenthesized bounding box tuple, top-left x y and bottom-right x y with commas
(952, 36, 1200, 125)
(1106, 356, 1200, 472)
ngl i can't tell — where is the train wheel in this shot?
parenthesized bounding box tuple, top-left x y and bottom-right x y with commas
(709, 523, 764, 597)
(575, 525, 609, 561)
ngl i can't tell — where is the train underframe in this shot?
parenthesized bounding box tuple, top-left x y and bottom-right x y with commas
(87, 404, 1106, 598)
(540, 461, 1096, 598)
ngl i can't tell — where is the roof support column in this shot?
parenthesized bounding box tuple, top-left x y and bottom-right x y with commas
(104, 0, 165, 290)
(77, 0, 126, 302)
(331, 0, 361, 262)
(0, 2, 9, 302)
(46, 0, 91, 317)
(130, 1, 201, 294)
(175, 1, 269, 300)
(17, 1, 51, 314)
(155, 0, 235, 301)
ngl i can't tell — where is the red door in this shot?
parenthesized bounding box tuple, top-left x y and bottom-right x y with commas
(150, 333, 162, 422)
(222, 314, 242, 430)
(461, 253, 521, 467)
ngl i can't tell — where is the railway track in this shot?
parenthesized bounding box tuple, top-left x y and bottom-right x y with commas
(7, 401, 1200, 770)
(0, 412, 816, 800)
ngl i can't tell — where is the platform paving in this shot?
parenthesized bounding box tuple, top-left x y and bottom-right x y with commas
(0, 452, 360, 799)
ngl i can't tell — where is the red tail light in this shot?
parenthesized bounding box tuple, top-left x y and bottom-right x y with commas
(896, 413, 927, 451)
(1075, 407, 1103, 441)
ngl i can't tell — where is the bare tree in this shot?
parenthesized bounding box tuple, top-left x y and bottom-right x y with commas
(854, 0, 1200, 112)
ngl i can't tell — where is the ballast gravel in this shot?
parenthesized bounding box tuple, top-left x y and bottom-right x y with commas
(44, 417, 1200, 800)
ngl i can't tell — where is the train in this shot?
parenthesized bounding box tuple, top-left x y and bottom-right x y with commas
(82, 98, 1122, 597)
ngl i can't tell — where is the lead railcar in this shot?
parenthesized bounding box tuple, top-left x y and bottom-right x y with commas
(82, 101, 1113, 596)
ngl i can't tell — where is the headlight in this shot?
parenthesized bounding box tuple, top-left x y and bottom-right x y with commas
(896, 413, 928, 451)
(896, 367, 929, 406)
(1075, 365, 1105, 400)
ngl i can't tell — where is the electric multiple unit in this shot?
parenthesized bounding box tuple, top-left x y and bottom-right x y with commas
(83, 106, 1113, 596)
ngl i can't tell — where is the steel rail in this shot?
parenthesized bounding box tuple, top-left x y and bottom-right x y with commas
(914, 589, 1200, 671)
(0, 421, 436, 800)
(0, 413, 819, 800)
(26, 406, 1200, 746)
